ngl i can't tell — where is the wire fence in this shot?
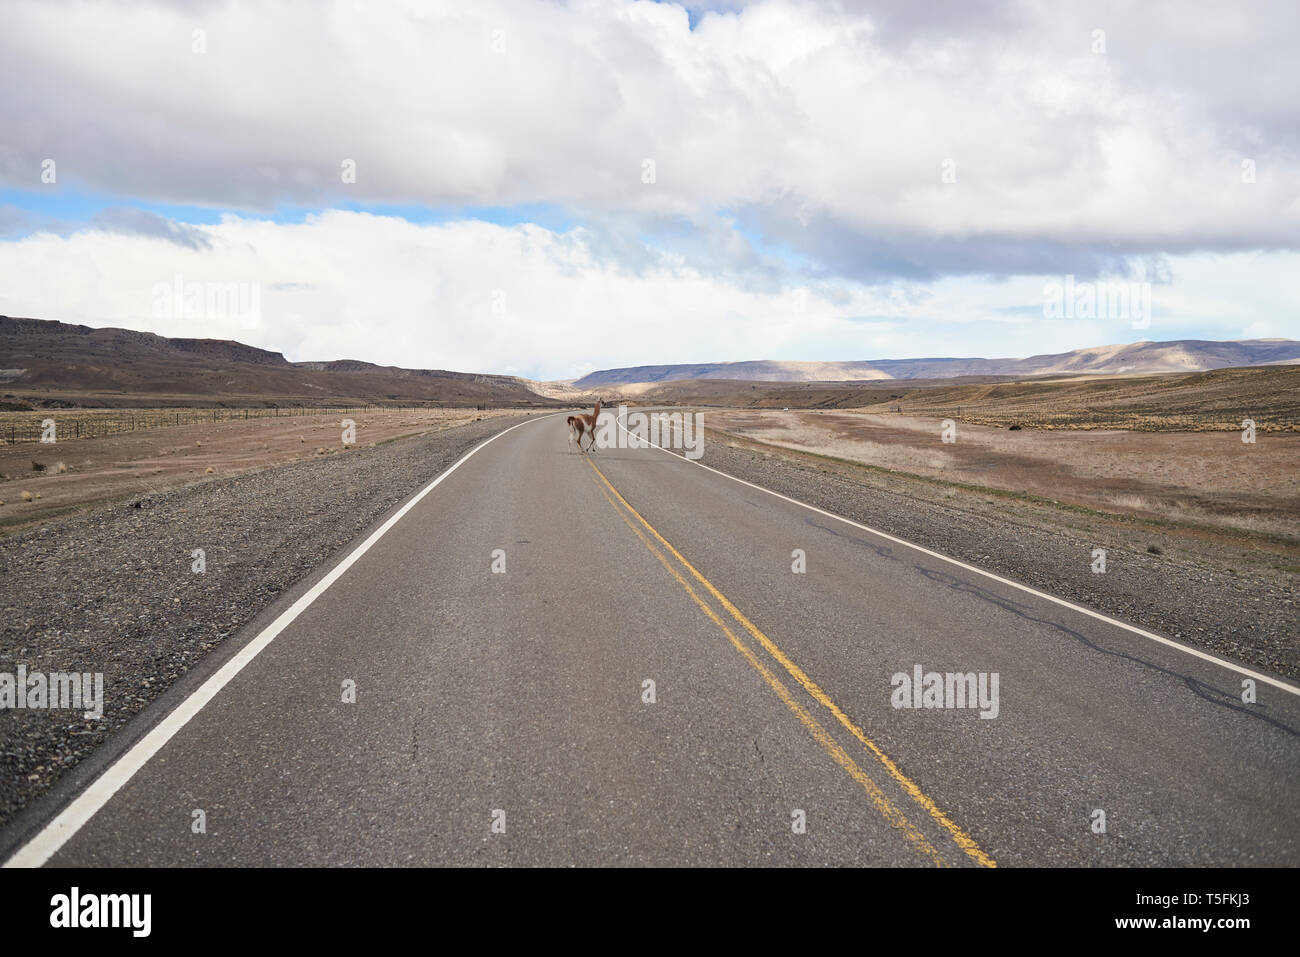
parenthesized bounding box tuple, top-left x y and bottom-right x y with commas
(0, 405, 494, 445)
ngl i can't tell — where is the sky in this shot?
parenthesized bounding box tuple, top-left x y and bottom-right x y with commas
(1, 0, 1297, 380)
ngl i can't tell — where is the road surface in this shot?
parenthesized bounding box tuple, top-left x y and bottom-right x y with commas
(4, 413, 1298, 866)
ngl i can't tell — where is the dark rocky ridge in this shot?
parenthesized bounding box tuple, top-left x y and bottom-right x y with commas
(0, 316, 558, 408)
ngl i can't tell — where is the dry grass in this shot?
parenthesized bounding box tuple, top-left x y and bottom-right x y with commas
(0, 407, 534, 532)
(0, 405, 467, 445)
(854, 365, 1300, 432)
(708, 409, 1300, 543)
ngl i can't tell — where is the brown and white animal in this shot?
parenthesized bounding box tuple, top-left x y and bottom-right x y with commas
(567, 398, 602, 454)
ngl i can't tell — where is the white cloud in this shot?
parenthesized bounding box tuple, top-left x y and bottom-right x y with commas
(2, 0, 1297, 277)
(1, 1, 1296, 374)
(1, 212, 1295, 378)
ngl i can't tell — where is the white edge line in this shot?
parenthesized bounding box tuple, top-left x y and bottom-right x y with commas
(3, 413, 556, 868)
(615, 417, 1300, 697)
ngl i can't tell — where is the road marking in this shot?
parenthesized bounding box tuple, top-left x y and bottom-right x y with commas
(587, 457, 996, 868)
(616, 419, 1300, 697)
(587, 469, 948, 867)
(3, 414, 557, 869)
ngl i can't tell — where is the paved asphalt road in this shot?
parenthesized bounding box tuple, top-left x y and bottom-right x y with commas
(4, 413, 1298, 866)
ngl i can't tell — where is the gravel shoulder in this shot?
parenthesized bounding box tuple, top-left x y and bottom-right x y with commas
(0, 413, 539, 831)
(696, 428, 1299, 683)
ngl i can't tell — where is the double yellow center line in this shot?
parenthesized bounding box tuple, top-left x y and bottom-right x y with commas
(585, 456, 996, 868)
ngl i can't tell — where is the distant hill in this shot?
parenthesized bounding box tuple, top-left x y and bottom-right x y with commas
(0, 316, 557, 408)
(6, 316, 1297, 410)
(572, 339, 1300, 387)
(855, 364, 1300, 431)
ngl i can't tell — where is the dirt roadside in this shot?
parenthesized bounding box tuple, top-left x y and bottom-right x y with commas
(0, 408, 526, 534)
(707, 410, 1300, 557)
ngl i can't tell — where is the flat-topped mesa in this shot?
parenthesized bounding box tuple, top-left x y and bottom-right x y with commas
(572, 339, 1300, 388)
